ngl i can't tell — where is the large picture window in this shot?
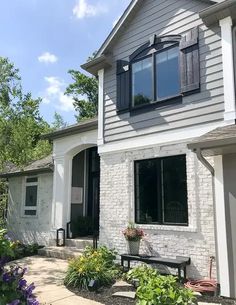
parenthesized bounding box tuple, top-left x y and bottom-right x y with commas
(132, 44, 180, 107)
(24, 177, 38, 216)
(135, 155, 188, 225)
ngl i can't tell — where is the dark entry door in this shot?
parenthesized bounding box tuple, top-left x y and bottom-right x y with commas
(88, 147, 100, 232)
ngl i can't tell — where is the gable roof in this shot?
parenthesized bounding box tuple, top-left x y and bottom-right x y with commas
(96, 0, 218, 57)
(82, 0, 219, 75)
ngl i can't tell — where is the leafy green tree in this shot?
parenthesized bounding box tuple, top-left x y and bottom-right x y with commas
(52, 112, 67, 130)
(65, 70, 98, 122)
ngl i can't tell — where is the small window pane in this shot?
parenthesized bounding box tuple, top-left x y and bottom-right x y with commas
(135, 159, 160, 224)
(162, 156, 188, 224)
(26, 177, 38, 183)
(25, 185, 37, 207)
(25, 210, 36, 216)
(132, 57, 153, 106)
(156, 46, 180, 99)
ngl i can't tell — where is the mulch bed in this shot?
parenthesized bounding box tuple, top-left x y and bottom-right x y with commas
(69, 286, 136, 305)
(69, 285, 236, 305)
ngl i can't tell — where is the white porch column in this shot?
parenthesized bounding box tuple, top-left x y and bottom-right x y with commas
(214, 155, 230, 297)
(219, 16, 236, 123)
(52, 154, 72, 230)
(97, 69, 104, 146)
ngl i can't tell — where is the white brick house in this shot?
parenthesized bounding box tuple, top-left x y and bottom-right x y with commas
(3, 0, 236, 298)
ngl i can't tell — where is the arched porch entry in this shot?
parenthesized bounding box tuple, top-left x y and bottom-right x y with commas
(70, 146, 100, 238)
(51, 126, 98, 238)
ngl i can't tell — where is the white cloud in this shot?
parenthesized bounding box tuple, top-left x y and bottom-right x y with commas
(43, 76, 74, 112)
(38, 52, 58, 64)
(73, 0, 107, 19)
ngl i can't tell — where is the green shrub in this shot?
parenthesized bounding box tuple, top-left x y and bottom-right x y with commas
(136, 274, 195, 305)
(71, 216, 93, 237)
(125, 264, 159, 285)
(64, 246, 120, 290)
(0, 229, 14, 259)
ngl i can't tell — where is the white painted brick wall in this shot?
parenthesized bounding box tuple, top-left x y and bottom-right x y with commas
(7, 173, 54, 245)
(99, 142, 217, 279)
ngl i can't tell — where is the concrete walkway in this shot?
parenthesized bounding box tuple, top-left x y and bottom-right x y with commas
(14, 256, 104, 305)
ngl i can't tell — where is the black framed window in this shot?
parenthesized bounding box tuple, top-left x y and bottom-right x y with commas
(24, 177, 38, 216)
(116, 28, 200, 113)
(132, 44, 180, 107)
(135, 155, 188, 225)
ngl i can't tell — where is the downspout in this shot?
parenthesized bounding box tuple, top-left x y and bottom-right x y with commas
(194, 148, 215, 176)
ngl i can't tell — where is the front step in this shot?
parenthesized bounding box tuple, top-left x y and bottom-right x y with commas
(65, 237, 93, 248)
(38, 246, 83, 260)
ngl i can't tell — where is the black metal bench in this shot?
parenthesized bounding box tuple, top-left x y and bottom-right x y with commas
(120, 254, 191, 282)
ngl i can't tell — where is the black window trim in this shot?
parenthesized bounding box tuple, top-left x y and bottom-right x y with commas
(130, 40, 182, 110)
(134, 155, 188, 227)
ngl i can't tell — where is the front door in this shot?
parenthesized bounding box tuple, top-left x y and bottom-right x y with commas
(87, 147, 100, 233)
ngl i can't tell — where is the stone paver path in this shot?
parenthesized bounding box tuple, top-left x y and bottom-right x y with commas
(14, 256, 104, 305)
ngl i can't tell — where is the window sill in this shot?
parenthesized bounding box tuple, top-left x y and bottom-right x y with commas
(136, 224, 197, 233)
(130, 95, 182, 116)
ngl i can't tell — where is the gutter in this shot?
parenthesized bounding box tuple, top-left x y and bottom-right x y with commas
(199, 0, 236, 26)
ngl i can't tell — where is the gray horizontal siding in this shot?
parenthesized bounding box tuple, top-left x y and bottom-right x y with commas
(103, 0, 224, 143)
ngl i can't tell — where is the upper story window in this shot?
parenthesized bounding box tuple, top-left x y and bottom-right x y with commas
(116, 28, 200, 113)
(24, 177, 38, 216)
(132, 45, 180, 107)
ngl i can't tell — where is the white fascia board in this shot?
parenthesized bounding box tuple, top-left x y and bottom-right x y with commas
(96, 0, 139, 57)
(98, 121, 228, 155)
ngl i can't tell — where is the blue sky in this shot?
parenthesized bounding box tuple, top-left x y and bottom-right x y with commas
(0, 0, 129, 124)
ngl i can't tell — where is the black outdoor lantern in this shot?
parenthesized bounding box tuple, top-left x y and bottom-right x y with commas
(56, 228, 65, 247)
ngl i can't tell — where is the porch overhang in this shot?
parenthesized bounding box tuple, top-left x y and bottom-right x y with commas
(187, 124, 236, 156)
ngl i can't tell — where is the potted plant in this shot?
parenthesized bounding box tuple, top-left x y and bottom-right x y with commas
(123, 223, 144, 255)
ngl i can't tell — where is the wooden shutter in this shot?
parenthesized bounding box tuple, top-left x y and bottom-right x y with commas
(180, 27, 200, 95)
(116, 60, 130, 112)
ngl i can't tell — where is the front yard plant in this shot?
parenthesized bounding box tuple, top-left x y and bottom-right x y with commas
(64, 246, 120, 290)
(127, 265, 195, 305)
(0, 261, 39, 305)
(0, 230, 39, 305)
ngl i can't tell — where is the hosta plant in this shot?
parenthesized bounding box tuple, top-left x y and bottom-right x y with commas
(125, 264, 159, 285)
(136, 274, 195, 305)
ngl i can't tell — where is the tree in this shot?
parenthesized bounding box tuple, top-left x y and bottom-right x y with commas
(52, 112, 67, 130)
(65, 70, 98, 122)
(0, 57, 52, 169)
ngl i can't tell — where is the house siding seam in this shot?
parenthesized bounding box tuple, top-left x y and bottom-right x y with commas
(103, 0, 224, 144)
(7, 173, 54, 245)
(99, 142, 217, 279)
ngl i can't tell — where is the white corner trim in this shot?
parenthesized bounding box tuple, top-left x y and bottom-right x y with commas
(98, 69, 104, 146)
(219, 16, 236, 122)
(98, 121, 227, 155)
(214, 155, 230, 297)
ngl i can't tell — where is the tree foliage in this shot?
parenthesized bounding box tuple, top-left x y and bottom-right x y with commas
(52, 112, 67, 130)
(0, 57, 52, 169)
(65, 70, 98, 122)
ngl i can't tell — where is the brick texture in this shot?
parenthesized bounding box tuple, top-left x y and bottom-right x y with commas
(99, 142, 217, 280)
